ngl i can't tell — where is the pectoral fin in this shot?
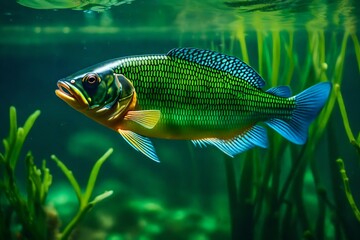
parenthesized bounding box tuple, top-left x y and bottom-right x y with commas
(124, 110, 161, 129)
(118, 129, 160, 162)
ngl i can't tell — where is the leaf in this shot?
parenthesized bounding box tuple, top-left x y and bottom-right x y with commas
(351, 33, 360, 73)
(51, 154, 82, 202)
(83, 148, 113, 203)
(90, 190, 114, 205)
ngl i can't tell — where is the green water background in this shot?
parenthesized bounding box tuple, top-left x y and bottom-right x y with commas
(1, 1, 360, 239)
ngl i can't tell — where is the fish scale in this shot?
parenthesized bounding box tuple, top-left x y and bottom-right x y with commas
(115, 55, 294, 131)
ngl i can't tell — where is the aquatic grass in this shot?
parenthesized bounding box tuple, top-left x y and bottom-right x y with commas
(271, 30, 280, 87)
(310, 32, 349, 147)
(351, 33, 360, 73)
(333, 83, 360, 222)
(307, 30, 327, 83)
(336, 159, 360, 222)
(256, 29, 264, 75)
(0, 107, 47, 240)
(3, 107, 41, 170)
(0, 106, 113, 240)
(283, 30, 295, 86)
(184, 15, 358, 240)
(51, 149, 114, 240)
(335, 84, 360, 154)
(215, 22, 357, 239)
(236, 27, 249, 64)
(283, 30, 351, 239)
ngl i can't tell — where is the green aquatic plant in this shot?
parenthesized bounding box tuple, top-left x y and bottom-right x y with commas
(0, 107, 50, 240)
(351, 33, 360, 73)
(51, 149, 114, 240)
(336, 159, 360, 222)
(334, 83, 360, 223)
(335, 84, 360, 155)
(0, 106, 113, 240)
(202, 23, 359, 239)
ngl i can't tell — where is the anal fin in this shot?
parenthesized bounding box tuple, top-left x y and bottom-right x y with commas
(192, 125, 268, 157)
(118, 129, 160, 162)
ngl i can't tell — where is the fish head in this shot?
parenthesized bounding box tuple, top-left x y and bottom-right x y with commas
(56, 64, 135, 127)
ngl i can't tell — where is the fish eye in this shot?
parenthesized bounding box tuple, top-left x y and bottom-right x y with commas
(82, 73, 100, 89)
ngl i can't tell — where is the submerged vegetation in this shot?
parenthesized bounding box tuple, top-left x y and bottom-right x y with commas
(335, 84, 360, 223)
(196, 23, 360, 239)
(0, 107, 113, 240)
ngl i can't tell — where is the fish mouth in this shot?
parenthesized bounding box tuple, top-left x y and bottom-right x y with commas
(55, 80, 88, 109)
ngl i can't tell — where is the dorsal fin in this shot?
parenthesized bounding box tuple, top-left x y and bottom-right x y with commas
(167, 48, 265, 88)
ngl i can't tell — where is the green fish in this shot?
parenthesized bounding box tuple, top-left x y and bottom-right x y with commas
(55, 48, 332, 162)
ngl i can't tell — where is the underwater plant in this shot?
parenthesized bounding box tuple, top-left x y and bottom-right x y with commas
(0, 106, 113, 240)
(190, 23, 360, 239)
(334, 84, 360, 222)
(335, 84, 360, 156)
(336, 159, 360, 222)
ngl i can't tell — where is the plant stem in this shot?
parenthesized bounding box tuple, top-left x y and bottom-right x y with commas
(224, 155, 240, 240)
(59, 203, 93, 240)
(84, 148, 113, 203)
(271, 30, 280, 87)
(51, 155, 82, 202)
(336, 159, 360, 222)
(51, 149, 113, 240)
(335, 84, 360, 155)
(351, 33, 360, 72)
(237, 29, 249, 64)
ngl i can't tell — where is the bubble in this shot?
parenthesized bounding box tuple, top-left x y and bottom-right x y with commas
(321, 62, 328, 70)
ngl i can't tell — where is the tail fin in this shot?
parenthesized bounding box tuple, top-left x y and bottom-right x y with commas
(265, 82, 332, 144)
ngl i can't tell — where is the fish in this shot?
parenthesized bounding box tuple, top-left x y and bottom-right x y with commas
(55, 48, 332, 162)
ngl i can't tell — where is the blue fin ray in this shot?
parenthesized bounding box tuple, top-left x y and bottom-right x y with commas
(266, 86, 292, 97)
(266, 82, 332, 144)
(192, 125, 268, 157)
